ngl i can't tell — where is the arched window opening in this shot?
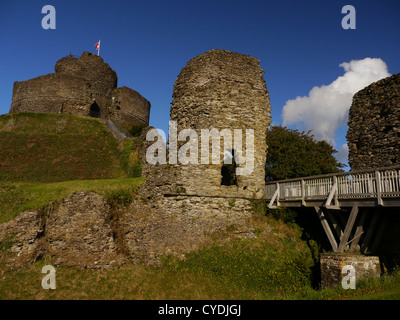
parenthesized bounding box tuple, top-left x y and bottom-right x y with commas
(89, 102, 101, 118)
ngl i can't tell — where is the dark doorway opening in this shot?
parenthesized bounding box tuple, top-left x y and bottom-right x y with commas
(89, 102, 101, 118)
(221, 149, 237, 186)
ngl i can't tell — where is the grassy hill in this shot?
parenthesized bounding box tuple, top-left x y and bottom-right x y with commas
(0, 112, 126, 182)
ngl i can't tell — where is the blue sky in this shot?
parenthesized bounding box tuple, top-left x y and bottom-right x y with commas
(1, 0, 399, 167)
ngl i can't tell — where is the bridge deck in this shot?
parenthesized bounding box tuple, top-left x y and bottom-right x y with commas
(264, 165, 400, 253)
(264, 165, 400, 209)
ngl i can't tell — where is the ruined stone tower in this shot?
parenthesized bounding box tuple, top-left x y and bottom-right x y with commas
(10, 52, 150, 128)
(347, 73, 400, 170)
(170, 49, 271, 198)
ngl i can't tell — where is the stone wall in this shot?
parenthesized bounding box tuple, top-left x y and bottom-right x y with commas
(320, 253, 381, 288)
(170, 49, 271, 199)
(55, 52, 118, 90)
(347, 73, 400, 170)
(0, 191, 255, 270)
(10, 73, 88, 114)
(121, 195, 254, 263)
(9, 52, 151, 128)
(110, 86, 151, 126)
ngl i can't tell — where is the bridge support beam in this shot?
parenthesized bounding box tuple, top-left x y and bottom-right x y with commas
(337, 205, 359, 252)
(315, 205, 363, 253)
(314, 206, 338, 252)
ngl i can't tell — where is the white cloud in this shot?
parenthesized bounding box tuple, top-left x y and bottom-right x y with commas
(282, 58, 391, 147)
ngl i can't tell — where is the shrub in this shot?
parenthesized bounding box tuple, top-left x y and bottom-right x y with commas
(267, 207, 298, 224)
(127, 124, 147, 137)
(120, 139, 142, 178)
(105, 188, 133, 208)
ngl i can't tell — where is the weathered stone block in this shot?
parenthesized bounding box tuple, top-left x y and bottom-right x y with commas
(320, 253, 381, 288)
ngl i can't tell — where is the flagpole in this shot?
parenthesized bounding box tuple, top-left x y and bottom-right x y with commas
(98, 40, 101, 56)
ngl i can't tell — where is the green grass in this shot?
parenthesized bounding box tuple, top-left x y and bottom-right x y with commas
(1, 246, 400, 300)
(0, 112, 127, 182)
(0, 205, 399, 300)
(0, 177, 145, 223)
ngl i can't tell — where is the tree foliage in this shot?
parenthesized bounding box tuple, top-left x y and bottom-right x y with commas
(265, 126, 345, 181)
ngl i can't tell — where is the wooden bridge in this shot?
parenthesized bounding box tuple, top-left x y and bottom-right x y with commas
(264, 165, 400, 253)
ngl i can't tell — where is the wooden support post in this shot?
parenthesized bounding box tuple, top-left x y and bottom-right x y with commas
(325, 210, 343, 242)
(338, 205, 359, 253)
(315, 206, 338, 252)
(349, 209, 367, 252)
(325, 176, 340, 209)
(268, 183, 280, 208)
(375, 171, 383, 206)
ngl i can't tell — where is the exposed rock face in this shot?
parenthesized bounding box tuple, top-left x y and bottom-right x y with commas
(10, 52, 150, 128)
(347, 73, 400, 170)
(0, 189, 255, 269)
(170, 49, 271, 199)
(0, 192, 122, 270)
(0, 210, 45, 269)
(45, 192, 119, 268)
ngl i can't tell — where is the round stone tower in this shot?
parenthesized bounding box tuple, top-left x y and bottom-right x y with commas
(347, 73, 400, 170)
(55, 51, 118, 93)
(170, 49, 271, 198)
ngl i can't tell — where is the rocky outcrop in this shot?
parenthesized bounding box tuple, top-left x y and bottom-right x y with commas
(0, 189, 256, 269)
(0, 192, 123, 270)
(0, 210, 45, 269)
(45, 192, 119, 268)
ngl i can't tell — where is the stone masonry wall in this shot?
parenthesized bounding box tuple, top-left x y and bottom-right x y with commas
(320, 253, 381, 288)
(110, 86, 151, 126)
(10, 73, 87, 114)
(170, 49, 271, 199)
(347, 73, 400, 170)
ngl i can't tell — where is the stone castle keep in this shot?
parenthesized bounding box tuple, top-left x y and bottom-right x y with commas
(10, 51, 150, 127)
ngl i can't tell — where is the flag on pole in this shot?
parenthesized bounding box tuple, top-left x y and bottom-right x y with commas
(95, 40, 101, 56)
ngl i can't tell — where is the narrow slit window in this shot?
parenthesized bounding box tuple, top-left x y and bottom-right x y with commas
(221, 149, 237, 186)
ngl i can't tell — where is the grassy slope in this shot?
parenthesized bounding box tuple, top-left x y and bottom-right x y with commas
(0, 177, 145, 223)
(0, 112, 126, 182)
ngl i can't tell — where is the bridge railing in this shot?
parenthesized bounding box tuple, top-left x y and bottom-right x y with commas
(264, 165, 400, 207)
